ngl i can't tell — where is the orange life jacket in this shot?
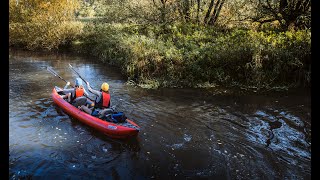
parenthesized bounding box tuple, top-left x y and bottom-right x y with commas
(75, 86, 84, 98)
(71, 86, 85, 102)
(95, 91, 110, 108)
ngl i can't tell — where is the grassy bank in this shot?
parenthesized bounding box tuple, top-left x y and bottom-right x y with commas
(71, 23, 311, 90)
(9, 22, 311, 90)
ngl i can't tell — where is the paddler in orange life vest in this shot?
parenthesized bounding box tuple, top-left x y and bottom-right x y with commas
(78, 82, 112, 118)
(87, 82, 111, 109)
(62, 78, 89, 106)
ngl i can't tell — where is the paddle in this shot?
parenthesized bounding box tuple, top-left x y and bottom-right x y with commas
(47, 66, 70, 85)
(46, 66, 94, 101)
(68, 63, 117, 109)
(68, 64, 88, 84)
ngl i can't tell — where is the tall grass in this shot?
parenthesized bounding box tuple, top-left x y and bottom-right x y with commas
(71, 23, 311, 89)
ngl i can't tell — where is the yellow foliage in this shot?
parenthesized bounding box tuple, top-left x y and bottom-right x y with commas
(9, 0, 81, 50)
(9, 0, 80, 23)
(10, 21, 84, 50)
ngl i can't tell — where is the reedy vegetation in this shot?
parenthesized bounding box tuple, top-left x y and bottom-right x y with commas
(9, 0, 311, 90)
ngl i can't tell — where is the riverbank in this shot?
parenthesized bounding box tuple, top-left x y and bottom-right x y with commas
(9, 22, 311, 91)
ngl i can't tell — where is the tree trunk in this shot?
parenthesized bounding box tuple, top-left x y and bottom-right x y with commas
(208, 0, 225, 26)
(196, 0, 200, 23)
(160, 0, 166, 23)
(183, 0, 190, 22)
(204, 0, 215, 24)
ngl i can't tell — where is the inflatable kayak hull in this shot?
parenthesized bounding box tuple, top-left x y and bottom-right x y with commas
(52, 88, 140, 139)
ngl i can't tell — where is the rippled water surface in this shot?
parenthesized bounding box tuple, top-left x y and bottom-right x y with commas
(9, 50, 311, 179)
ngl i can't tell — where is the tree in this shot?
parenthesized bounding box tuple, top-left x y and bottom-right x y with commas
(9, 0, 81, 50)
(254, 0, 311, 30)
(10, 0, 79, 23)
(203, 0, 226, 26)
(207, 0, 226, 25)
(182, 0, 190, 22)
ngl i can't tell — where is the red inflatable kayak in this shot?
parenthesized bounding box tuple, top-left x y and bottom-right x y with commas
(52, 87, 140, 139)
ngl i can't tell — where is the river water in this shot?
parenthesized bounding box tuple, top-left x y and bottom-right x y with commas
(9, 50, 311, 179)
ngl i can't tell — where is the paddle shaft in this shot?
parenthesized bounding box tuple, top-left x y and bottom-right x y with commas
(68, 64, 88, 84)
(47, 67, 73, 87)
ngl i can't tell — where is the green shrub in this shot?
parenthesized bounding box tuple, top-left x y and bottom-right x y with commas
(71, 23, 310, 89)
(11, 19, 310, 89)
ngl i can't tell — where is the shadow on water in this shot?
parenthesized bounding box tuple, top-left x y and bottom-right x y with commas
(9, 49, 311, 179)
(68, 114, 141, 152)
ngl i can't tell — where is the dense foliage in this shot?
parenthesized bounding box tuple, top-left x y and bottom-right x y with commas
(9, 0, 81, 50)
(72, 23, 310, 89)
(9, 0, 311, 90)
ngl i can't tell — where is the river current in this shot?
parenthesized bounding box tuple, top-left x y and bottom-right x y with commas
(9, 50, 311, 179)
